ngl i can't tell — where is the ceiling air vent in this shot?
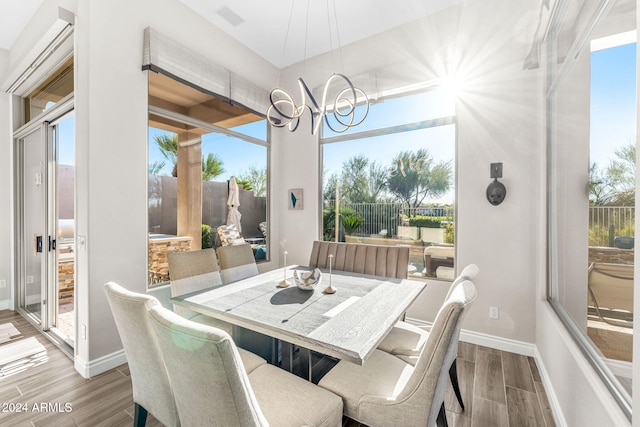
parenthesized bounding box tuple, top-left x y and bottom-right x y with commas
(216, 6, 244, 27)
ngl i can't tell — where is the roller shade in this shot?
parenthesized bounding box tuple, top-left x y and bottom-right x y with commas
(142, 26, 268, 117)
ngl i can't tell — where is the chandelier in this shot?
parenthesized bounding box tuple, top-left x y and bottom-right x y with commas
(266, 1, 369, 135)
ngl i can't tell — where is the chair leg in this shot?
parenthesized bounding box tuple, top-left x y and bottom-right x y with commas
(449, 359, 465, 410)
(134, 403, 148, 427)
(437, 402, 449, 427)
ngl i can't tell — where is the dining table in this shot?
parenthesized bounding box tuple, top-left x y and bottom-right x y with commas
(171, 265, 427, 378)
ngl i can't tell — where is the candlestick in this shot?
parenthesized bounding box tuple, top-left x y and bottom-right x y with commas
(324, 254, 336, 294)
(278, 250, 291, 288)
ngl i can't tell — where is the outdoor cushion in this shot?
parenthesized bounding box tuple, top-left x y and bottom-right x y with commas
(218, 224, 246, 246)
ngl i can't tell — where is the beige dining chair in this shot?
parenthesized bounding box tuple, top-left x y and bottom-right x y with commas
(167, 248, 233, 335)
(167, 249, 267, 372)
(104, 282, 179, 427)
(147, 303, 344, 427)
(319, 280, 477, 427)
(217, 244, 259, 283)
(377, 263, 479, 410)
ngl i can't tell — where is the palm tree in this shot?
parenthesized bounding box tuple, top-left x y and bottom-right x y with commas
(153, 134, 178, 177)
(202, 153, 225, 181)
(153, 133, 225, 180)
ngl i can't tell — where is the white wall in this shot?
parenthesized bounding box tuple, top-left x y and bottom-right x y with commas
(0, 48, 10, 309)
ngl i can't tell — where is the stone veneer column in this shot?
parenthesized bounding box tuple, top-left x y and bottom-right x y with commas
(177, 133, 202, 250)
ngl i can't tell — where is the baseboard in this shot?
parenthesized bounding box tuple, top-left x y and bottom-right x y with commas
(459, 329, 536, 357)
(0, 300, 9, 310)
(405, 316, 536, 357)
(74, 349, 127, 379)
(533, 346, 568, 427)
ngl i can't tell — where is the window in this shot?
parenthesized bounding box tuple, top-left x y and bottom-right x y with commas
(546, 0, 635, 418)
(24, 57, 74, 122)
(321, 87, 456, 280)
(147, 72, 269, 287)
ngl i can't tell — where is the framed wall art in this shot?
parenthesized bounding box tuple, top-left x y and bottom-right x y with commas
(288, 188, 303, 210)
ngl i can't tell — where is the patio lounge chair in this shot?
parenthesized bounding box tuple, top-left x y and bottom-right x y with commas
(588, 262, 634, 327)
(424, 245, 454, 279)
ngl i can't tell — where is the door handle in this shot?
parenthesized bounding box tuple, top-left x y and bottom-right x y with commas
(48, 236, 56, 251)
(34, 235, 43, 254)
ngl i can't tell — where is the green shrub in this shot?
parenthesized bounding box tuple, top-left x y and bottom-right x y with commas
(408, 215, 447, 228)
(323, 206, 364, 241)
(444, 222, 455, 244)
(202, 224, 212, 249)
(342, 214, 364, 235)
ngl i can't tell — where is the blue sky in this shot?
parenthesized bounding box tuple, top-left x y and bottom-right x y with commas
(590, 42, 637, 167)
(149, 121, 267, 182)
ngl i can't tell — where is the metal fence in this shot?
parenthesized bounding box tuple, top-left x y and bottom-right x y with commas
(323, 202, 632, 246)
(589, 206, 635, 247)
(324, 201, 454, 237)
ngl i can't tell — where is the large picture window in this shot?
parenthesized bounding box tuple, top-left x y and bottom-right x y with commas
(546, 0, 635, 418)
(147, 72, 269, 287)
(321, 87, 456, 280)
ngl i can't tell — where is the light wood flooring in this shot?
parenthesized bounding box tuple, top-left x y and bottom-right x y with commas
(0, 310, 555, 426)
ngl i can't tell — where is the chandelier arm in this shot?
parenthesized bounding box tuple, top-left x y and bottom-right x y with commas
(266, 5, 369, 135)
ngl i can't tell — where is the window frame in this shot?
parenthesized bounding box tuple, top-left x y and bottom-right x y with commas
(318, 85, 457, 263)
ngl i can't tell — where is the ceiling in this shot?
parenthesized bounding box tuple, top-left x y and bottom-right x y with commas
(1, 0, 462, 68)
(178, 0, 462, 68)
(0, 0, 44, 50)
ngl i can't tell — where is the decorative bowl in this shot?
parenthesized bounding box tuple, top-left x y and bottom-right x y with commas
(293, 268, 322, 291)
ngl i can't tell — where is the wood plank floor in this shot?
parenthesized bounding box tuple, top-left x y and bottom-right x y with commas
(0, 310, 555, 426)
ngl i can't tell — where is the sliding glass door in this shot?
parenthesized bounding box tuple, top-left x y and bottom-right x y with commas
(16, 106, 75, 349)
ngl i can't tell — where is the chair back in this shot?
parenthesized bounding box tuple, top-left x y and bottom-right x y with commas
(396, 280, 477, 426)
(218, 244, 259, 283)
(168, 248, 223, 318)
(148, 304, 269, 427)
(588, 262, 634, 315)
(308, 241, 409, 279)
(104, 282, 179, 427)
(445, 263, 479, 300)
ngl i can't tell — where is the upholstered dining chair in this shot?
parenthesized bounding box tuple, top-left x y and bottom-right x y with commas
(377, 263, 479, 410)
(167, 249, 268, 371)
(147, 303, 344, 427)
(308, 240, 410, 279)
(318, 280, 477, 427)
(167, 248, 232, 335)
(217, 244, 259, 283)
(104, 282, 179, 427)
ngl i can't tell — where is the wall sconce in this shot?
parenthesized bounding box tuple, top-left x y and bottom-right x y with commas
(486, 163, 506, 206)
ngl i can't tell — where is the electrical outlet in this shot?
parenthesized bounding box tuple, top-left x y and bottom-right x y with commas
(0, 280, 5, 288)
(82, 324, 87, 340)
(489, 306, 499, 319)
(26, 275, 34, 284)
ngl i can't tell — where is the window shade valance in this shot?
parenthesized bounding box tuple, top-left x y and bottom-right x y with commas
(142, 27, 269, 117)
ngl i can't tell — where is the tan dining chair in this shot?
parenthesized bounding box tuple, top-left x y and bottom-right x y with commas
(167, 248, 233, 335)
(147, 303, 344, 427)
(217, 244, 259, 283)
(377, 263, 479, 410)
(104, 282, 179, 427)
(319, 280, 477, 427)
(308, 240, 410, 279)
